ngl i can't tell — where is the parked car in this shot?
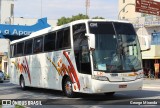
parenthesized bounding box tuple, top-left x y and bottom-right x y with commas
(0, 71, 5, 82)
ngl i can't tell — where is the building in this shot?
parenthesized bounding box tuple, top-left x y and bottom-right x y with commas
(118, 0, 160, 77)
(0, 17, 51, 75)
(0, 39, 9, 74)
(0, 0, 57, 75)
(0, 0, 57, 26)
(118, 0, 141, 20)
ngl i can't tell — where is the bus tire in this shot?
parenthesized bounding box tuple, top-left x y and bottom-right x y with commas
(63, 77, 76, 98)
(104, 92, 115, 96)
(20, 76, 26, 90)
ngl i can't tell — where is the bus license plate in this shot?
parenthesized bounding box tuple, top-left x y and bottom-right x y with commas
(119, 84, 127, 88)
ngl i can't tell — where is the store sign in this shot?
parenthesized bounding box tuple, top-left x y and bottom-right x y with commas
(0, 29, 33, 36)
(135, 0, 160, 16)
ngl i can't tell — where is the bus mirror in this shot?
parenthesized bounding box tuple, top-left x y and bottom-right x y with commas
(85, 33, 95, 50)
(141, 36, 150, 52)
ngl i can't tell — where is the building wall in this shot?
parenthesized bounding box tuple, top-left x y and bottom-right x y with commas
(0, 39, 10, 74)
(0, 0, 14, 24)
(118, 0, 141, 19)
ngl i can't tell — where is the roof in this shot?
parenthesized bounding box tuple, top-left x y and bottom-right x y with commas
(10, 19, 131, 44)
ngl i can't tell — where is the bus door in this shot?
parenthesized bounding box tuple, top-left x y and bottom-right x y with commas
(79, 45, 92, 91)
(73, 23, 92, 91)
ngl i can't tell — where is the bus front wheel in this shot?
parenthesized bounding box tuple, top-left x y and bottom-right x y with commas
(63, 77, 75, 98)
(20, 76, 26, 90)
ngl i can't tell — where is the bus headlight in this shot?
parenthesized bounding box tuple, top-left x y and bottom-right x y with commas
(136, 74, 144, 79)
(92, 75, 109, 81)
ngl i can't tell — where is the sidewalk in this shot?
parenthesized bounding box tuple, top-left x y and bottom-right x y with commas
(143, 78, 160, 89)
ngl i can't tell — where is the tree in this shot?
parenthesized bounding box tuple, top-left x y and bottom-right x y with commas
(57, 17, 71, 26)
(92, 16, 104, 19)
(57, 14, 104, 26)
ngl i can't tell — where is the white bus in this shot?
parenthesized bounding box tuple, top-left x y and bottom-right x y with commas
(10, 19, 148, 97)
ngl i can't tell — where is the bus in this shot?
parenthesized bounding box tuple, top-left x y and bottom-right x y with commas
(10, 19, 149, 98)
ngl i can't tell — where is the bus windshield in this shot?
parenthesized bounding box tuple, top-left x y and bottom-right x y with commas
(89, 22, 142, 72)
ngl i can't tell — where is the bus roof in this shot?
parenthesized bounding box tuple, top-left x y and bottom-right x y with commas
(10, 19, 130, 44)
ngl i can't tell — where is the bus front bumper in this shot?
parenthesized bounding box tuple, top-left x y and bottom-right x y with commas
(91, 78, 143, 93)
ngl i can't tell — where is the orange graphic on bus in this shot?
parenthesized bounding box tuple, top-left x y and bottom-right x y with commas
(47, 51, 80, 90)
(12, 57, 31, 84)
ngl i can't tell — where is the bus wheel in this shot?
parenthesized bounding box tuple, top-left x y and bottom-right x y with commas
(104, 92, 115, 96)
(20, 76, 26, 90)
(63, 77, 75, 98)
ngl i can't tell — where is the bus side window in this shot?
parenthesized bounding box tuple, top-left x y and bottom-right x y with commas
(56, 30, 63, 50)
(10, 45, 13, 58)
(63, 28, 71, 48)
(24, 39, 33, 55)
(44, 32, 56, 52)
(13, 44, 17, 57)
(16, 42, 24, 56)
(33, 36, 43, 53)
(56, 27, 71, 50)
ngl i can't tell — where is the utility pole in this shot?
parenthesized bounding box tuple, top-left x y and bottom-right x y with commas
(41, 0, 42, 18)
(86, 0, 90, 17)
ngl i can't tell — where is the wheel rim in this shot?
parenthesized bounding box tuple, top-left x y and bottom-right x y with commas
(65, 81, 72, 95)
(21, 79, 24, 88)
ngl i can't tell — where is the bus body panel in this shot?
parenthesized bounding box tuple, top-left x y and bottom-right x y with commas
(10, 49, 82, 91)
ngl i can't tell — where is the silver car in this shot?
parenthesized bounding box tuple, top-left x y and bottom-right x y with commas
(0, 71, 5, 83)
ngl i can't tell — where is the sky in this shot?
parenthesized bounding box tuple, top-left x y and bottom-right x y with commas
(14, 0, 118, 20)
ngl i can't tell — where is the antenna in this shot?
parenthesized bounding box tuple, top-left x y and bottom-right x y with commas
(86, 0, 90, 17)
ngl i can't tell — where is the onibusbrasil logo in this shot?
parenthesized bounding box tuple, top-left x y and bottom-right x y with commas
(1, 100, 42, 106)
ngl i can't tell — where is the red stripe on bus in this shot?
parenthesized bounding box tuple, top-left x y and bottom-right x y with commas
(63, 51, 80, 90)
(25, 57, 31, 84)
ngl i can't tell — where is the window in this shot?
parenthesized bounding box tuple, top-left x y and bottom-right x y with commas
(13, 44, 17, 57)
(24, 39, 33, 55)
(63, 28, 71, 48)
(73, 23, 91, 75)
(33, 36, 43, 53)
(123, 8, 125, 12)
(11, 4, 14, 17)
(56, 27, 71, 50)
(56, 30, 63, 49)
(123, 0, 125, 3)
(44, 32, 56, 52)
(151, 33, 160, 45)
(10, 45, 13, 57)
(17, 42, 24, 56)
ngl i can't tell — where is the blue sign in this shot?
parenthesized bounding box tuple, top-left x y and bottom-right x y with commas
(151, 32, 160, 45)
(0, 17, 50, 40)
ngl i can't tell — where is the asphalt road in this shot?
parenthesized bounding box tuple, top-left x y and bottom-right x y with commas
(0, 80, 160, 108)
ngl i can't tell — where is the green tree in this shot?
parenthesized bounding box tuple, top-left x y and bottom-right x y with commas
(57, 14, 104, 26)
(92, 16, 104, 19)
(57, 17, 71, 26)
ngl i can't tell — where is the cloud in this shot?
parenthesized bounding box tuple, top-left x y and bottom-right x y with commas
(14, 0, 118, 20)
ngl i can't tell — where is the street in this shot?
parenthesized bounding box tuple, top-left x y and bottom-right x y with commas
(0, 79, 160, 108)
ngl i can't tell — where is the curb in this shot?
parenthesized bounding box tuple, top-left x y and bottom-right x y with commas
(143, 85, 160, 89)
